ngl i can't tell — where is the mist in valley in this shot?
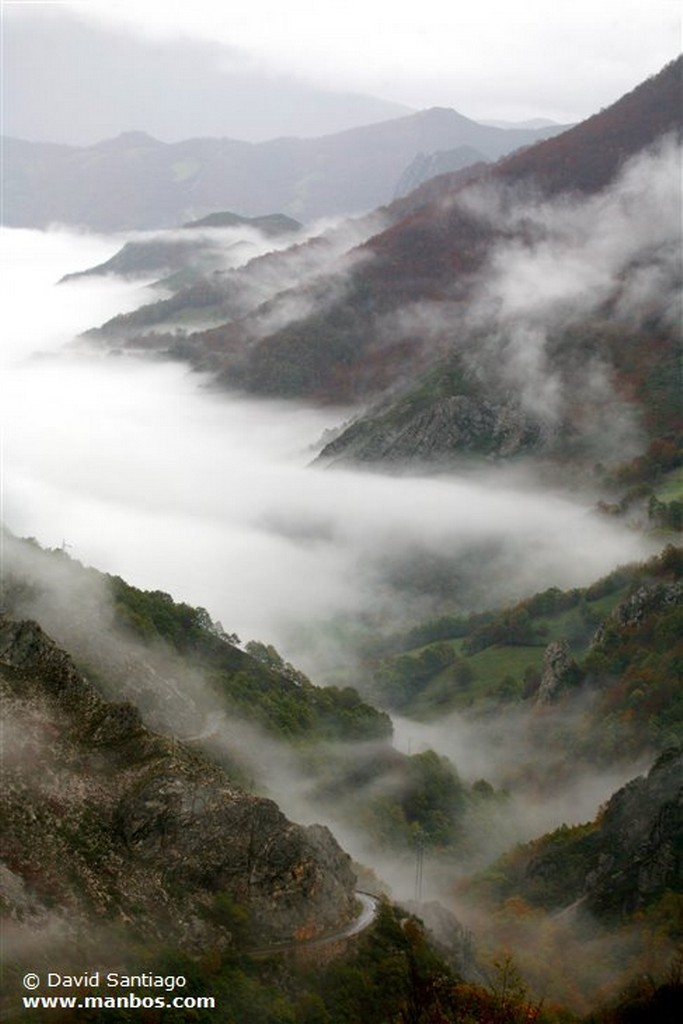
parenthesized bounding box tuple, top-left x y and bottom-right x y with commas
(2, 522, 647, 925)
(1, 228, 653, 664)
(1, 4, 680, 1015)
(3, 519, 664, 1018)
(2, 218, 661, 904)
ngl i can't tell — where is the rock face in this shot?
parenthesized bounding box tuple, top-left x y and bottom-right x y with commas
(318, 392, 547, 466)
(535, 639, 579, 705)
(525, 748, 682, 921)
(0, 616, 356, 950)
(583, 748, 682, 919)
(596, 580, 683, 636)
(394, 146, 488, 198)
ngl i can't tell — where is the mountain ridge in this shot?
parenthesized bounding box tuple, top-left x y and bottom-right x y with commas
(2, 537, 681, 1019)
(3, 107, 567, 229)
(70, 59, 681, 486)
(0, 612, 357, 950)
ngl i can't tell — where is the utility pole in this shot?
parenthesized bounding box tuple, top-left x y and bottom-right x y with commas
(414, 831, 425, 902)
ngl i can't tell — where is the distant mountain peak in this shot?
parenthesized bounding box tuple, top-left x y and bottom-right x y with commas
(94, 130, 164, 149)
(415, 106, 477, 125)
(4, 105, 568, 228)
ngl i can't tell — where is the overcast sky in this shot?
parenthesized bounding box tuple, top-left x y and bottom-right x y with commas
(4, 0, 681, 126)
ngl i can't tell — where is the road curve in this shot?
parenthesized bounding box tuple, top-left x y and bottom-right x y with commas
(249, 891, 380, 957)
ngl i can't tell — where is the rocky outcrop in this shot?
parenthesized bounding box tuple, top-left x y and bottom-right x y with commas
(593, 580, 683, 642)
(525, 748, 682, 921)
(317, 393, 548, 466)
(583, 747, 682, 919)
(0, 615, 356, 950)
(535, 639, 580, 705)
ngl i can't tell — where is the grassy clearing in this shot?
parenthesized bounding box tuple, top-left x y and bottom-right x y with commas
(399, 586, 631, 715)
(654, 466, 683, 502)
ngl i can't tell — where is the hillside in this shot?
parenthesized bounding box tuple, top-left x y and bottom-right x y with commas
(475, 748, 682, 922)
(364, 545, 683, 761)
(3, 109, 565, 230)
(2, 535, 681, 1021)
(215, 57, 680, 408)
(80, 59, 682, 478)
(1, 607, 482, 1024)
(60, 212, 303, 286)
(0, 613, 356, 944)
(457, 747, 682, 1015)
(308, 59, 682, 462)
(4, 50, 683, 1024)
(0, 533, 493, 863)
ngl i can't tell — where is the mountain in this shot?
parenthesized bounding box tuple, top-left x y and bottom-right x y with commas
(4, 37, 683, 1023)
(557, 747, 682, 921)
(394, 145, 489, 197)
(0, 614, 357, 947)
(182, 211, 302, 234)
(365, 544, 683, 759)
(2, 538, 681, 1020)
(482, 117, 560, 130)
(458, 746, 682, 1015)
(1, 605, 474, 1023)
(469, 745, 682, 920)
(4, 110, 567, 230)
(82, 59, 681, 479)
(59, 212, 304, 286)
(249, 60, 683, 466)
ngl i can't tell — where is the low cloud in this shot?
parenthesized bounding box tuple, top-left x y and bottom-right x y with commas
(1, 228, 654, 679)
(460, 135, 682, 421)
(366, 137, 679, 452)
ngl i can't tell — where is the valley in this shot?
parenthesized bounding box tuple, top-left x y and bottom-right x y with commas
(0, 50, 681, 1024)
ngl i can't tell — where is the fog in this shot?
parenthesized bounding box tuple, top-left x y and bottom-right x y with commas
(1, 226, 654, 678)
(3, 520, 637, 923)
(462, 137, 682, 423)
(0, 206, 665, 1012)
(0, 223, 656, 906)
(392, 708, 649, 858)
(375, 139, 680, 454)
(4, 5, 411, 145)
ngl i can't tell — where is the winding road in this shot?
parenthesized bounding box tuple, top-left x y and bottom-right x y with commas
(249, 891, 380, 957)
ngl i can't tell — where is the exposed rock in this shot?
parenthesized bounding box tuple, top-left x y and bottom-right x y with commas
(0, 615, 356, 950)
(592, 580, 683, 648)
(525, 748, 682, 921)
(394, 146, 488, 198)
(535, 639, 580, 705)
(0, 617, 98, 713)
(583, 747, 682, 919)
(318, 392, 548, 466)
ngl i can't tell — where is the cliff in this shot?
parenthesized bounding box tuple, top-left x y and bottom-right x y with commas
(316, 388, 549, 466)
(522, 748, 683, 922)
(582, 747, 682, 919)
(0, 615, 356, 952)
